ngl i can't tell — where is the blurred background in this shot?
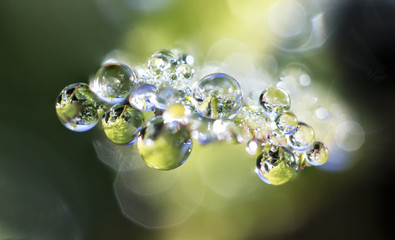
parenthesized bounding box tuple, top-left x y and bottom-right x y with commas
(0, 0, 395, 239)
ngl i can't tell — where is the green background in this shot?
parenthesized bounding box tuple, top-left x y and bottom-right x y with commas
(1, 0, 395, 239)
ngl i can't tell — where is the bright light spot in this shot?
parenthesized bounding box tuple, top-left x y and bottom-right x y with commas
(268, 0, 307, 38)
(299, 74, 311, 86)
(315, 107, 329, 120)
(335, 121, 365, 152)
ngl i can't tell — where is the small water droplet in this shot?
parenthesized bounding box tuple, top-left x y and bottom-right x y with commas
(102, 103, 144, 145)
(287, 122, 315, 151)
(259, 87, 291, 118)
(193, 73, 243, 120)
(56, 83, 100, 132)
(155, 86, 186, 110)
(90, 61, 135, 104)
(304, 141, 329, 166)
(147, 49, 177, 76)
(129, 84, 158, 112)
(275, 111, 298, 134)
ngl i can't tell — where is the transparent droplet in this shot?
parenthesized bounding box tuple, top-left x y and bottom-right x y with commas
(304, 141, 329, 166)
(193, 73, 243, 120)
(137, 116, 192, 170)
(189, 117, 217, 145)
(90, 61, 136, 104)
(147, 49, 177, 76)
(155, 86, 186, 110)
(275, 111, 298, 134)
(56, 83, 100, 132)
(259, 87, 291, 117)
(175, 64, 195, 81)
(287, 122, 315, 151)
(129, 84, 158, 112)
(102, 103, 144, 145)
(255, 145, 296, 185)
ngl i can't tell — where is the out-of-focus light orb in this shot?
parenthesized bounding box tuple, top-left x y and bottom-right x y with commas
(335, 121, 365, 152)
(268, 0, 307, 38)
(299, 73, 311, 86)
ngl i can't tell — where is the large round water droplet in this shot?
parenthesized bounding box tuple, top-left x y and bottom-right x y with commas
(193, 73, 243, 120)
(102, 103, 144, 145)
(275, 111, 298, 134)
(90, 61, 135, 104)
(147, 49, 177, 76)
(304, 141, 329, 166)
(287, 122, 315, 151)
(56, 83, 100, 132)
(137, 116, 192, 170)
(129, 84, 158, 112)
(256, 145, 296, 185)
(259, 87, 291, 117)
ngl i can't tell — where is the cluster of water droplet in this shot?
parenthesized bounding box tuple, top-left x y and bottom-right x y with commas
(56, 49, 329, 184)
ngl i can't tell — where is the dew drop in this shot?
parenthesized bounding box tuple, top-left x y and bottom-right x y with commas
(90, 61, 136, 104)
(155, 86, 186, 110)
(193, 73, 243, 120)
(102, 103, 144, 145)
(147, 49, 177, 76)
(259, 87, 291, 118)
(275, 111, 298, 134)
(137, 116, 192, 170)
(56, 83, 100, 132)
(287, 122, 315, 151)
(129, 84, 158, 112)
(304, 141, 329, 166)
(255, 145, 296, 185)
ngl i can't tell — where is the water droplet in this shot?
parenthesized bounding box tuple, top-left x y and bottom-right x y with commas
(137, 116, 192, 170)
(255, 145, 296, 185)
(304, 141, 329, 166)
(147, 49, 177, 76)
(259, 87, 291, 118)
(193, 73, 243, 120)
(155, 86, 186, 110)
(175, 64, 195, 81)
(90, 61, 135, 104)
(56, 83, 100, 132)
(275, 111, 298, 134)
(287, 122, 315, 151)
(189, 117, 216, 145)
(102, 103, 144, 145)
(129, 84, 158, 112)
